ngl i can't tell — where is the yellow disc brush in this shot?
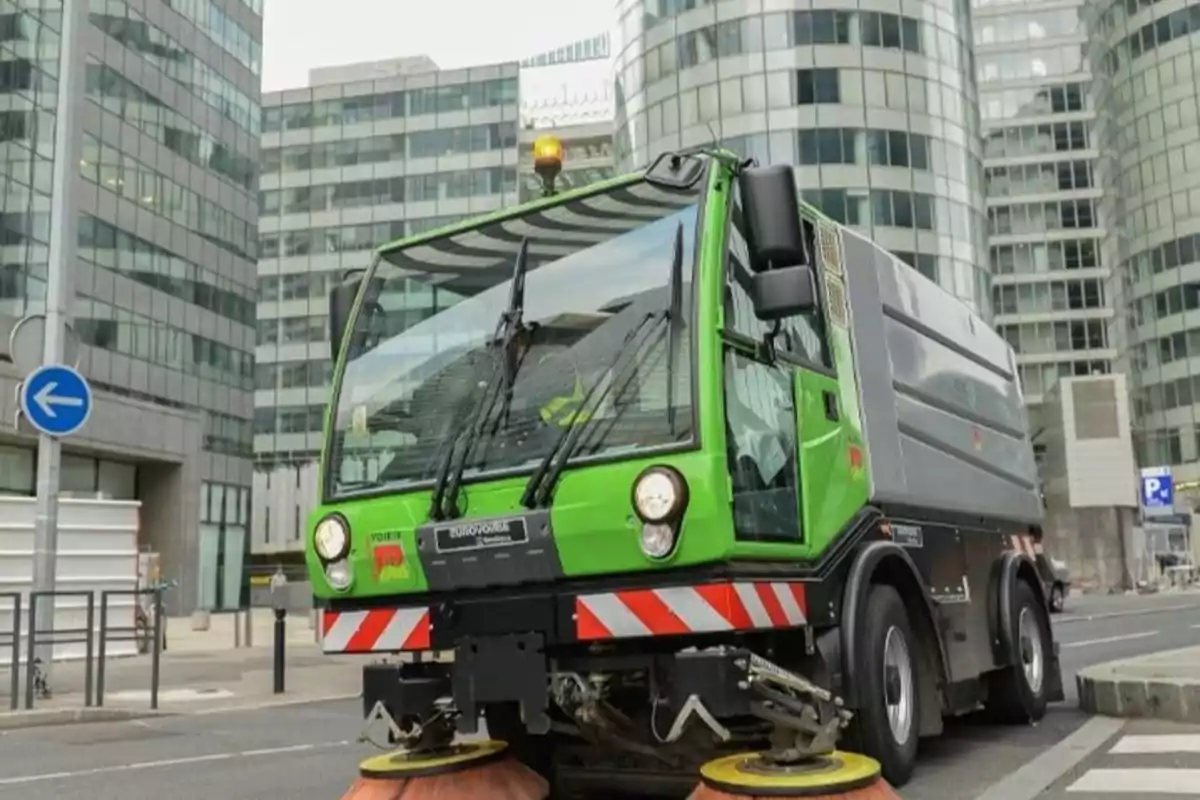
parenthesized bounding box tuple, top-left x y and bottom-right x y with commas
(689, 750, 901, 799)
(337, 740, 548, 800)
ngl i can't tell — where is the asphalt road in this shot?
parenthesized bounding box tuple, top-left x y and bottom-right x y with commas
(0, 593, 1195, 800)
(900, 592, 1200, 800)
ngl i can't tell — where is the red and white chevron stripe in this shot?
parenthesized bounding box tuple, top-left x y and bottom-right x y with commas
(321, 607, 431, 654)
(575, 581, 808, 642)
(320, 581, 810, 652)
(1010, 534, 1043, 557)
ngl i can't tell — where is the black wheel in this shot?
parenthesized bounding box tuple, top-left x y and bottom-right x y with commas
(1049, 583, 1064, 614)
(846, 584, 920, 787)
(986, 579, 1052, 723)
(484, 703, 556, 785)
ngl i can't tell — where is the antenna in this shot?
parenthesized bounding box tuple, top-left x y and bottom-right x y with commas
(705, 120, 720, 149)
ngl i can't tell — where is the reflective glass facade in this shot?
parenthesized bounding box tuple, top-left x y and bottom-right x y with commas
(612, 0, 990, 313)
(1, 0, 260, 611)
(1087, 0, 1200, 468)
(977, 0, 1114, 417)
(255, 62, 521, 468)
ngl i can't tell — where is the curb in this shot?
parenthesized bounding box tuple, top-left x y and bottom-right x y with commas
(186, 692, 360, 715)
(0, 707, 170, 732)
(1077, 655, 1200, 724)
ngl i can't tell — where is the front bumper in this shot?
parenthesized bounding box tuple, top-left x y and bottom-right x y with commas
(361, 637, 762, 737)
(321, 578, 811, 655)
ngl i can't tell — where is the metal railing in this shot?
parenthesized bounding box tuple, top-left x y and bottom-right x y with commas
(1, 592, 20, 710)
(97, 588, 163, 709)
(12, 587, 166, 711)
(25, 590, 95, 709)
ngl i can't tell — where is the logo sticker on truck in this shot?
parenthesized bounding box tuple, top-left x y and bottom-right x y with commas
(369, 531, 409, 581)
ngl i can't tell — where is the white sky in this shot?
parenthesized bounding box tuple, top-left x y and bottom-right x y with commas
(262, 0, 614, 92)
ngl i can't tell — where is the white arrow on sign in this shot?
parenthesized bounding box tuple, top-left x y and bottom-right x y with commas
(33, 381, 84, 418)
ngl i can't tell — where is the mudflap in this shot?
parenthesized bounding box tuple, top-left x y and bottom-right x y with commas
(1046, 639, 1065, 704)
(453, 632, 551, 736)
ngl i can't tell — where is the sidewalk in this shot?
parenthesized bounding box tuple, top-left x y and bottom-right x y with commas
(1077, 646, 1200, 723)
(0, 640, 369, 730)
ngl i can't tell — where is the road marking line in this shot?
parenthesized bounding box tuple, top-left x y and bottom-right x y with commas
(1066, 768, 1200, 793)
(1110, 734, 1200, 754)
(971, 716, 1125, 800)
(1061, 631, 1157, 648)
(1057, 602, 1200, 625)
(0, 740, 352, 785)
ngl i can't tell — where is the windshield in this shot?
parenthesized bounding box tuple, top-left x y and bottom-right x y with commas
(326, 177, 704, 498)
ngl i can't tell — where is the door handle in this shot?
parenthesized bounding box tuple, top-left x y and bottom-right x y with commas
(823, 391, 839, 421)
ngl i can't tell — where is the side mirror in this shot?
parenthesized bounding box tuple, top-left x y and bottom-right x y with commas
(737, 164, 808, 271)
(750, 266, 816, 322)
(328, 277, 362, 357)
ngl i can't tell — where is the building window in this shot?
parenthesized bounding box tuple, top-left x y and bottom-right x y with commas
(0, 445, 33, 496)
(797, 69, 839, 105)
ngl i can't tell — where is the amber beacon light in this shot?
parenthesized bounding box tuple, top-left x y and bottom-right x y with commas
(532, 134, 564, 197)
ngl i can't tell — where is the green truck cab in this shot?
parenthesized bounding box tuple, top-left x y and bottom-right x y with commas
(305, 150, 1063, 794)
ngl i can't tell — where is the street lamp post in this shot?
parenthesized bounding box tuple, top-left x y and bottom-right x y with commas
(29, 0, 88, 684)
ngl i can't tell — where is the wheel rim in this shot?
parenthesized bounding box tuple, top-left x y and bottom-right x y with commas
(883, 625, 915, 746)
(1018, 607, 1045, 694)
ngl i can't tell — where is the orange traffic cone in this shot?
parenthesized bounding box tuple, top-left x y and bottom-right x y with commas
(338, 740, 548, 800)
(688, 750, 900, 799)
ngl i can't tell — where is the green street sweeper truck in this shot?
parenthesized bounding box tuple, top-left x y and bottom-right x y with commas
(305, 143, 1063, 795)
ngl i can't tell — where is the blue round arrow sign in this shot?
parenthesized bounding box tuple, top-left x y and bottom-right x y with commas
(20, 363, 93, 437)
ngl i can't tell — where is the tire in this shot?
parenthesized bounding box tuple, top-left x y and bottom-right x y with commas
(1049, 583, 1064, 614)
(846, 584, 920, 788)
(484, 703, 556, 784)
(986, 579, 1052, 723)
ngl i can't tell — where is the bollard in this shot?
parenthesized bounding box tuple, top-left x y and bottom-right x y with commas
(272, 606, 286, 695)
(151, 587, 162, 710)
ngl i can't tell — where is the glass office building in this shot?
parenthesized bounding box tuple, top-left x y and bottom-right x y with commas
(0, 0, 261, 613)
(611, 0, 990, 313)
(254, 58, 520, 471)
(1086, 0, 1200, 470)
(977, 0, 1114, 425)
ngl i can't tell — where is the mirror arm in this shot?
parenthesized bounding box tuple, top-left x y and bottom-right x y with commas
(755, 320, 782, 365)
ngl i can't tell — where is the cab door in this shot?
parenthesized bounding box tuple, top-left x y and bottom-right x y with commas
(722, 187, 799, 542)
(722, 184, 843, 546)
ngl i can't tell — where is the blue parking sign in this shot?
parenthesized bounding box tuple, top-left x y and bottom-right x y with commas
(1140, 466, 1174, 511)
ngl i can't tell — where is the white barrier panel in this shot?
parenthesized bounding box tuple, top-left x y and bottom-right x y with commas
(0, 496, 141, 663)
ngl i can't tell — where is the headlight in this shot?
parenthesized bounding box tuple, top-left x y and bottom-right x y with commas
(313, 515, 350, 561)
(632, 466, 688, 523)
(640, 523, 676, 559)
(325, 559, 353, 590)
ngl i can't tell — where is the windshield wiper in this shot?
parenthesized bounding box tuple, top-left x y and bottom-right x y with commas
(428, 238, 532, 521)
(521, 222, 685, 510)
(665, 222, 684, 435)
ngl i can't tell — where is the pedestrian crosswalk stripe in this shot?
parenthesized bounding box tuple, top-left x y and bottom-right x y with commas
(1110, 734, 1200, 754)
(1066, 768, 1200, 794)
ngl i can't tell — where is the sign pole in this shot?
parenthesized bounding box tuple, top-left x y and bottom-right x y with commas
(30, 0, 88, 681)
